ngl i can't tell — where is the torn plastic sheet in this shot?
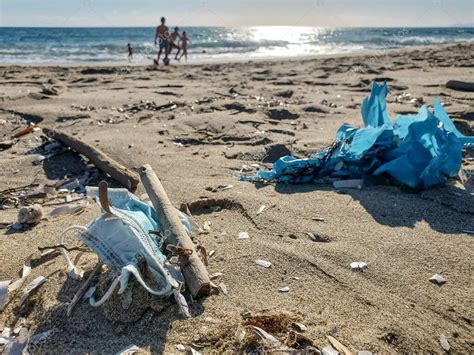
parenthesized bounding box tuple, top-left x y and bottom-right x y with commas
(242, 82, 473, 189)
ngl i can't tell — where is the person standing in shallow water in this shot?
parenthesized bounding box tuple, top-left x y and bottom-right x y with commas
(127, 43, 133, 62)
(154, 17, 170, 65)
(179, 31, 190, 62)
(168, 27, 182, 61)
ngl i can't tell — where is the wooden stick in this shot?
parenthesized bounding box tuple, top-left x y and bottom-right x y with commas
(139, 164, 211, 298)
(67, 262, 102, 317)
(43, 127, 139, 191)
(446, 80, 474, 92)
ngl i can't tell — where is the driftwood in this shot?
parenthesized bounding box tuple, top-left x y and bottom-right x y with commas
(43, 127, 139, 191)
(446, 80, 474, 92)
(139, 164, 211, 298)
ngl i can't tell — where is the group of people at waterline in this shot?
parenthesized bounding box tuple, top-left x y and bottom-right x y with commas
(128, 17, 190, 65)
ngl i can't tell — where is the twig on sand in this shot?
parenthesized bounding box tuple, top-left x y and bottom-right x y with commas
(67, 262, 102, 317)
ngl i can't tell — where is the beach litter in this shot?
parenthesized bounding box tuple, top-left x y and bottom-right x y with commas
(278, 286, 290, 293)
(439, 334, 450, 352)
(333, 179, 363, 190)
(241, 82, 474, 189)
(322, 344, 339, 355)
(54, 165, 211, 320)
(256, 260, 272, 268)
(238, 231, 250, 239)
(429, 274, 446, 286)
(19, 276, 47, 305)
(256, 205, 266, 215)
(350, 262, 368, 272)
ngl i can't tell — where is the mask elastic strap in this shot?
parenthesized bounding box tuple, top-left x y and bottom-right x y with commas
(59, 225, 88, 279)
(120, 264, 173, 296)
(88, 275, 121, 307)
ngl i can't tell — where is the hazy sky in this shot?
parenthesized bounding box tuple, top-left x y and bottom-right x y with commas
(1, 0, 473, 27)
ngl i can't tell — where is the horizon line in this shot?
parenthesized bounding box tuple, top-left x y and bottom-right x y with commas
(1, 25, 473, 28)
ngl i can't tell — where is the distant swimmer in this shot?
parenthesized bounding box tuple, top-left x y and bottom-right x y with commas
(155, 17, 170, 65)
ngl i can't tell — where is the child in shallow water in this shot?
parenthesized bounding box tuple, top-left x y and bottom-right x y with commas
(127, 43, 133, 62)
(179, 31, 190, 62)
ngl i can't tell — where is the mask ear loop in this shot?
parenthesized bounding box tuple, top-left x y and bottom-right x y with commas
(88, 274, 121, 307)
(59, 225, 88, 280)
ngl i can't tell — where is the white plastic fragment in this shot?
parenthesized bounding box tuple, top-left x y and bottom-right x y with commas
(350, 261, 368, 272)
(358, 352, 373, 355)
(239, 231, 250, 240)
(115, 344, 143, 355)
(218, 282, 228, 295)
(19, 276, 47, 305)
(429, 274, 446, 286)
(173, 287, 190, 318)
(176, 344, 186, 352)
(0, 280, 11, 311)
(322, 344, 339, 355)
(248, 326, 281, 347)
(278, 286, 290, 293)
(256, 205, 266, 215)
(48, 200, 88, 217)
(0, 327, 12, 345)
(292, 322, 307, 332)
(256, 260, 272, 268)
(439, 334, 450, 351)
(6, 327, 28, 354)
(203, 221, 211, 231)
(333, 179, 363, 189)
(209, 272, 223, 280)
(217, 184, 233, 191)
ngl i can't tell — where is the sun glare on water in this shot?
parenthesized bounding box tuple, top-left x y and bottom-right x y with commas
(250, 26, 323, 43)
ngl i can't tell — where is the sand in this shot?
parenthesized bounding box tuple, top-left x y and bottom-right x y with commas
(0, 43, 473, 353)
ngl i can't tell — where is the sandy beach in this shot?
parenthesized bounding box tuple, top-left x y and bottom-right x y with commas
(0, 42, 473, 353)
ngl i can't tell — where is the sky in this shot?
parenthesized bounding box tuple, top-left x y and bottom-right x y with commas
(0, 0, 473, 27)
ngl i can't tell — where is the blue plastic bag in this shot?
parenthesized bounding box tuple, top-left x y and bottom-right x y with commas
(242, 82, 472, 189)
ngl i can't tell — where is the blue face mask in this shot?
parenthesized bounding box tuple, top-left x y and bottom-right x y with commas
(60, 185, 196, 315)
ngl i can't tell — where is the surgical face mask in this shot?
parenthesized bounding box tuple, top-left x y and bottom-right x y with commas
(60, 185, 196, 315)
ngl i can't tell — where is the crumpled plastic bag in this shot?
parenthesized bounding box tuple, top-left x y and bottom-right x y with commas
(242, 82, 472, 189)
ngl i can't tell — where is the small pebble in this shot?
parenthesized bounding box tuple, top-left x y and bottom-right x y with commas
(278, 286, 289, 293)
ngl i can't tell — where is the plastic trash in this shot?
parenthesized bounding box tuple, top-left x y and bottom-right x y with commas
(241, 82, 472, 190)
(429, 274, 446, 285)
(256, 260, 272, 268)
(19, 276, 47, 305)
(239, 231, 250, 239)
(0, 281, 10, 310)
(333, 179, 363, 189)
(351, 261, 368, 271)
